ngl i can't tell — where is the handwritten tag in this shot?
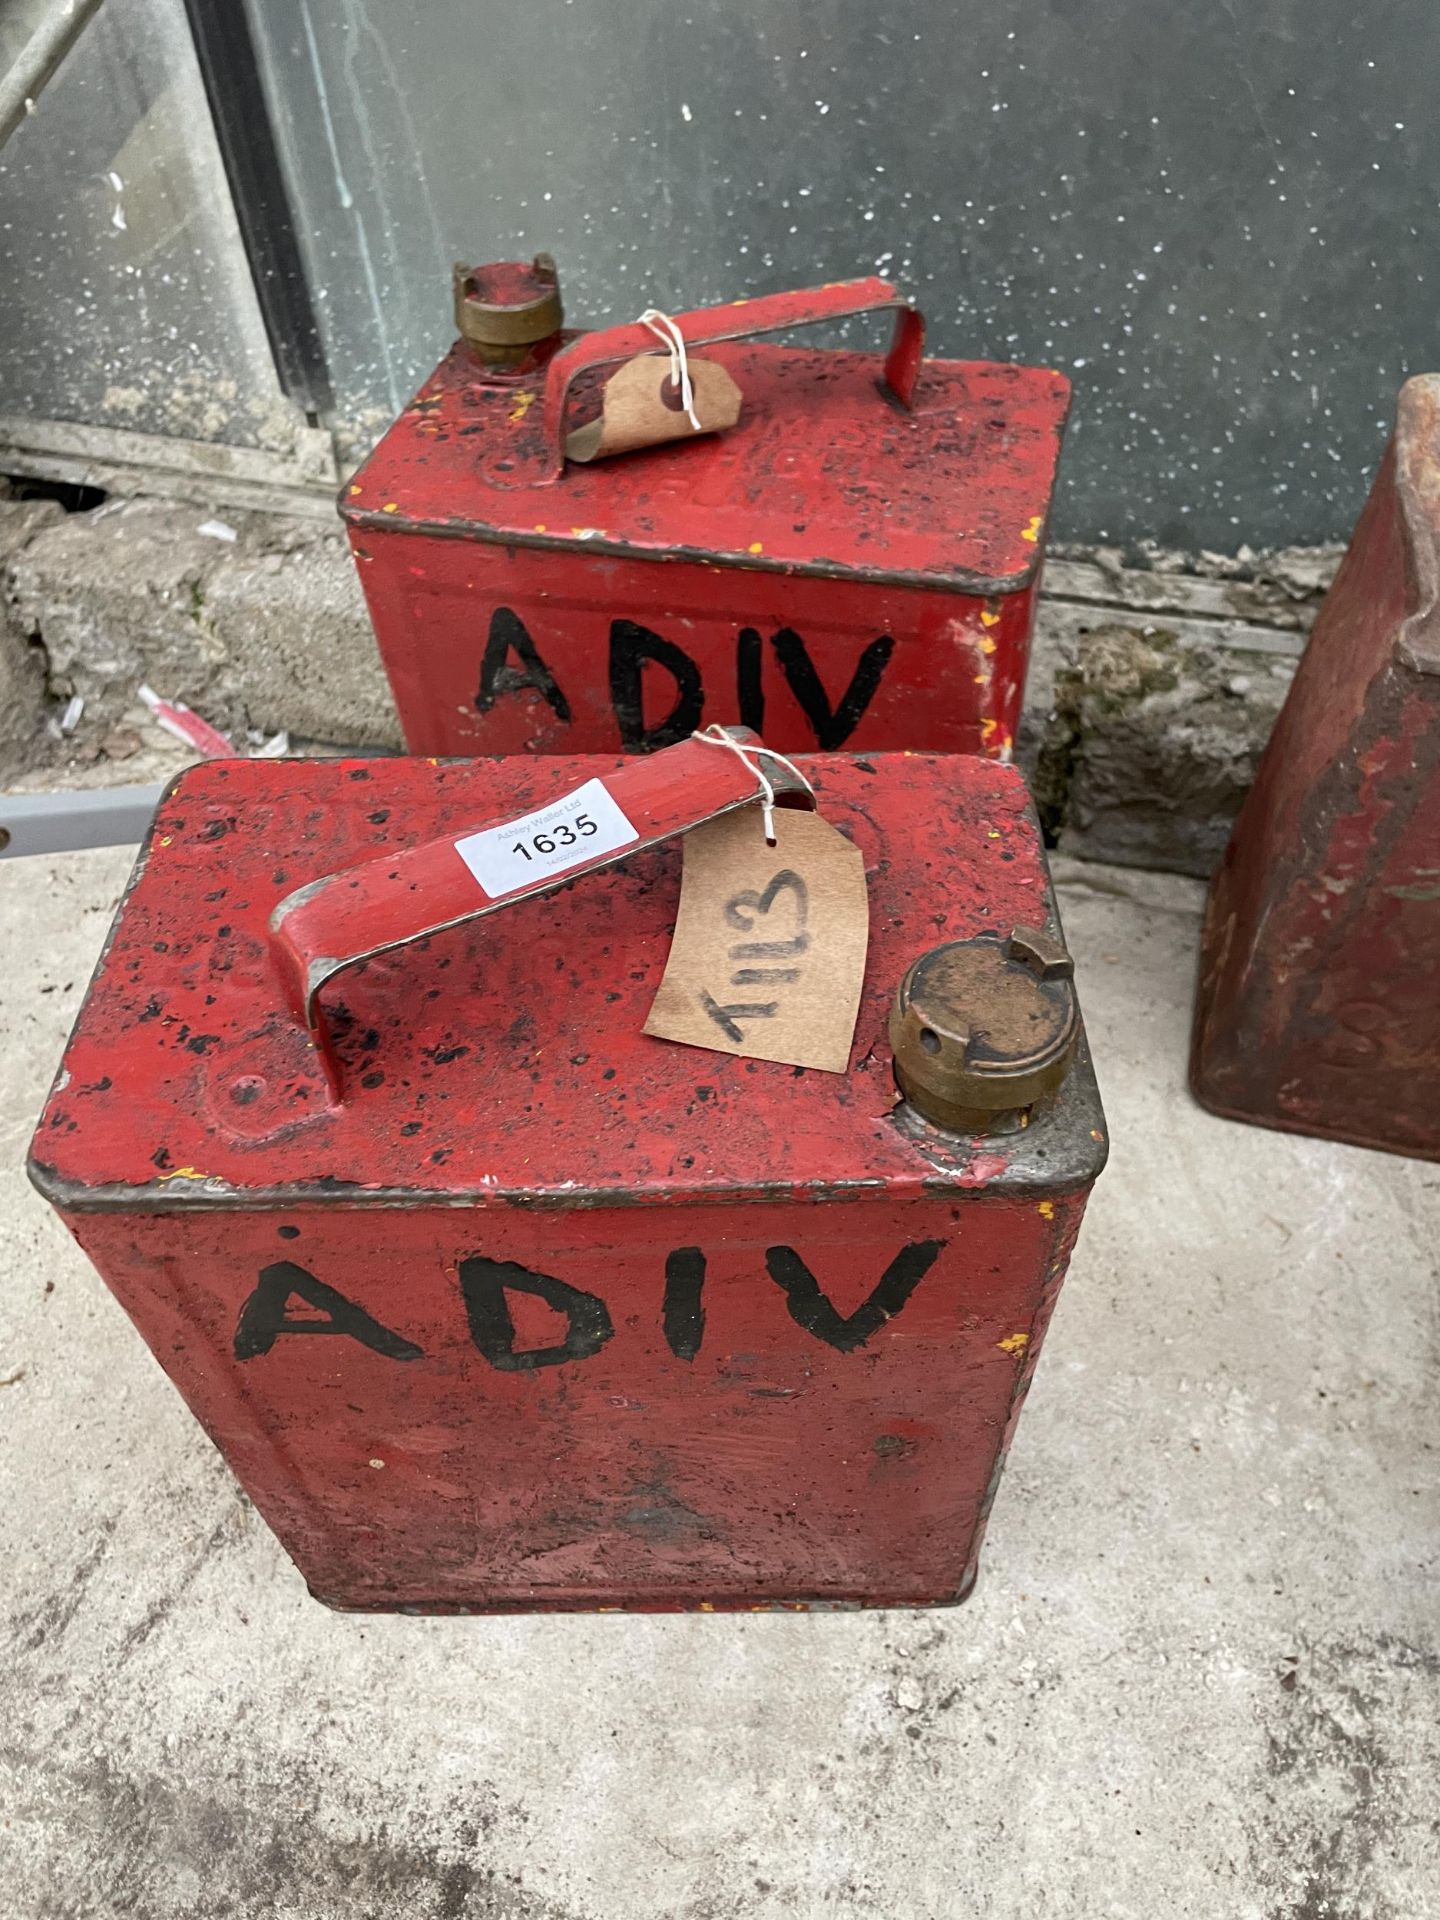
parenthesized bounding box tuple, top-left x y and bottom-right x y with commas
(644, 806, 869, 1073)
(565, 353, 742, 463)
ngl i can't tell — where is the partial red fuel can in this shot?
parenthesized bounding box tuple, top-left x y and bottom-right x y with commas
(1192, 375, 1440, 1160)
(30, 736, 1106, 1612)
(344, 263, 1070, 760)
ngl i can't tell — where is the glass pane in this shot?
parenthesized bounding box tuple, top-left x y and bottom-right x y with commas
(0, 0, 292, 449)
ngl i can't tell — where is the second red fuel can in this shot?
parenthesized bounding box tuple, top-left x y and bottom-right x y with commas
(344, 262, 1071, 760)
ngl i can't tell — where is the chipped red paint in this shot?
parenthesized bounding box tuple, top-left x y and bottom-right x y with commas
(343, 274, 1069, 760)
(1192, 375, 1440, 1161)
(30, 751, 1106, 1611)
(956, 1152, 1011, 1187)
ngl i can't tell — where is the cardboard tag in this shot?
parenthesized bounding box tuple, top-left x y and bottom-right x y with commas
(565, 352, 742, 463)
(644, 806, 869, 1073)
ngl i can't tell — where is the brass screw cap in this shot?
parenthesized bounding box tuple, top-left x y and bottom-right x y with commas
(453, 254, 563, 366)
(890, 925, 1079, 1134)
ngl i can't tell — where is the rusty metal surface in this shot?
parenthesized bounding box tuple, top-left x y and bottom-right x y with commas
(29, 750, 1105, 1611)
(453, 254, 563, 367)
(890, 925, 1078, 1134)
(343, 268, 1068, 758)
(1192, 375, 1440, 1161)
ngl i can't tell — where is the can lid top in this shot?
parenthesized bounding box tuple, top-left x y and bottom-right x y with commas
(30, 753, 1105, 1213)
(343, 341, 1070, 595)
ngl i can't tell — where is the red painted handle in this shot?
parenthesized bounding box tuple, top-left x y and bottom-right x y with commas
(538, 277, 925, 481)
(267, 729, 814, 1100)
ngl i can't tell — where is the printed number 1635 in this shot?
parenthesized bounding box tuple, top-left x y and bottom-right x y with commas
(511, 813, 600, 861)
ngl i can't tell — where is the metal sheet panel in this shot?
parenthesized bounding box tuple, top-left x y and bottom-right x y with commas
(247, 0, 1440, 548)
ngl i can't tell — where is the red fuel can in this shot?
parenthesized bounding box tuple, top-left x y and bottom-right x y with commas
(344, 265, 1070, 761)
(30, 736, 1106, 1612)
(1191, 375, 1440, 1160)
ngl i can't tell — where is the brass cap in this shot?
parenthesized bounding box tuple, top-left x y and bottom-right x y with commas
(453, 254, 563, 365)
(890, 925, 1079, 1134)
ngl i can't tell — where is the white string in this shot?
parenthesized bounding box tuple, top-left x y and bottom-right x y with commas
(638, 307, 703, 433)
(691, 724, 816, 845)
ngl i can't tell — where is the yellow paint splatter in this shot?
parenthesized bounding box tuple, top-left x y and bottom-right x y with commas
(748, 541, 764, 555)
(981, 717, 1000, 747)
(980, 634, 998, 656)
(348, 484, 362, 496)
(998, 1332, 1030, 1355)
(987, 829, 1001, 839)
(980, 609, 1001, 628)
(509, 389, 536, 422)
(1020, 515, 1042, 544)
(1037, 1200, 1055, 1219)
(698, 1601, 716, 1612)
(382, 502, 399, 514)
(157, 1166, 202, 1182)
(158, 835, 173, 847)
(533, 523, 547, 533)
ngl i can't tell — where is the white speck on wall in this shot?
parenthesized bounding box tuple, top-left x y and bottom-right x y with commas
(681, 102, 692, 121)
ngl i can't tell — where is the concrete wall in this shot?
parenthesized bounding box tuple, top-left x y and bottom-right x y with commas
(0, 489, 1336, 876)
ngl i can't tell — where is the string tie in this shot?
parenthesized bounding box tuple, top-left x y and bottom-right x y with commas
(691, 724, 815, 844)
(638, 307, 703, 433)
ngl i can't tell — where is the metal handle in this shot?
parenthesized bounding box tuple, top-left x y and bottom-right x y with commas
(538, 277, 926, 482)
(267, 729, 814, 1100)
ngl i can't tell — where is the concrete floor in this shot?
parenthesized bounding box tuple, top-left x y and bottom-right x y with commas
(1, 847, 1436, 1920)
